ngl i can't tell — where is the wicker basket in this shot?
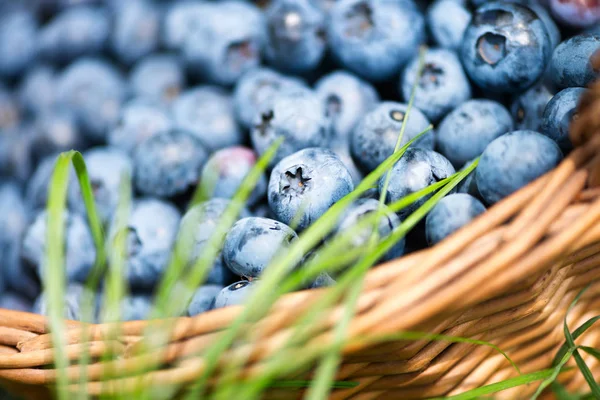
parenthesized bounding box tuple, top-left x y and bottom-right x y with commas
(1, 60, 600, 400)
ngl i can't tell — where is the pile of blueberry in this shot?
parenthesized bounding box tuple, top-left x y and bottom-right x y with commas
(0, 0, 598, 321)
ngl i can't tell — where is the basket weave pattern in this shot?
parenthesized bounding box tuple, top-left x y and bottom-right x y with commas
(1, 66, 600, 399)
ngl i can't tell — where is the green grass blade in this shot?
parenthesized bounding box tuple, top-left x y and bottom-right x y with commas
(579, 346, 600, 362)
(44, 152, 76, 400)
(553, 315, 600, 366)
(564, 320, 600, 398)
(428, 368, 570, 400)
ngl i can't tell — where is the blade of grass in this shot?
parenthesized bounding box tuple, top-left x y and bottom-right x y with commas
(427, 368, 572, 400)
(564, 320, 600, 398)
(307, 46, 428, 400)
(552, 315, 600, 366)
(184, 127, 434, 400)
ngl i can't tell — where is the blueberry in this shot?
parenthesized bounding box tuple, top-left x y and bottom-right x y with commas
(213, 280, 256, 308)
(172, 87, 243, 151)
(0, 292, 33, 312)
(0, 84, 21, 131)
(380, 148, 455, 219)
(268, 148, 354, 230)
(187, 284, 223, 316)
(223, 217, 298, 278)
(108, 98, 173, 155)
(162, 1, 213, 51)
(437, 99, 513, 168)
(39, 5, 109, 64)
(33, 108, 85, 159)
(18, 65, 57, 116)
(528, 3, 561, 51)
(251, 87, 332, 166)
(550, 34, 600, 90)
(425, 193, 486, 245)
(130, 54, 185, 104)
(548, 0, 600, 28)
(233, 67, 307, 129)
(177, 199, 251, 286)
(0, 10, 38, 78)
(308, 272, 336, 288)
(133, 129, 209, 198)
(265, 0, 327, 74)
(400, 48, 472, 123)
(327, 0, 425, 81)
(315, 70, 379, 144)
(68, 147, 133, 223)
(0, 182, 39, 299)
(25, 153, 61, 212)
(199, 146, 267, 206)
(460, 2, 552, 94)
(330, 144, 364, 186)
(111, 0, 160, 65)
(33, 283, 93, 321)
(350, 102, 434, 174)
(109, 198, 181, 288)
(333, 198, 405, 261)
(119, 294, 153, 321)
(56, 58, 126, 141)
(476, 130, 563, 205)
(23, 210, 96, 284)
(0, 123, 36, 182)
(183, 1, 265, 86)
(510, 83, 554, 131)
(426, 0, 472, 51)
(456, 158, 480, 197)
(541, 87, 586, 153)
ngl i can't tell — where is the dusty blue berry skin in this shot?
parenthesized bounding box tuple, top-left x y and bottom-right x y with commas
(0, 84, 20, 132)
(130, 54, 185, 105)
(56, 58, 126, 141)
(23, 210, 96, 284)
(528, 4, 561, 51)
(177, 199, 251, 286)
(460, 2, 552, 94)
(331, 145, 364, 187)
(511, 83, 554, 132)
(39, 6, 109, 64)
(334, 198, 404, 261)
(0, 10, 37, 78)
(172, 87, 243, 151)
(187, 285, 223, 316)
(550, 34, 600, 90)
(268, 148, 354, 230)
(476, 130, 563, 205)
(0, 292, 33, 312)
(0, 183, 39, 299)
(199, 146, 267, 207)
(183, 1, 265, 86)
(327, 0, 425, 82)
(133, 130, 209, 198)
(108, 98, 173, 155)
(214, 280, 256, 308)
(120, 294, 153, 321)
(437, 100, 513, 168)
(68, 147, 133, 223)
(380, 148, 455, 219)
(308, 272, 336, 288)
(162, 1, 213, 51)
(111, 0, 160, 65)
(315, 70, 379, 144)
(233, 67, 307, 129)
(18, 65, 57, 116)
(223, 217, 298, 278)
(426, 0, 471, 51)
(25, 154, 59, 212)
(548, 0, 600, 29)
(350, 102, 434, 174)
(400, 48, 472, 123)
(33, 284, 93, 321)
(33, 108, 85, 159)
(0, 123, 36, 183)
(425, 193, 486, 245)
(541, 87, 586, 153)
(251, 87, 332, 166)
(265, 0, 327, 74)
(110, 198, 181, 288)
